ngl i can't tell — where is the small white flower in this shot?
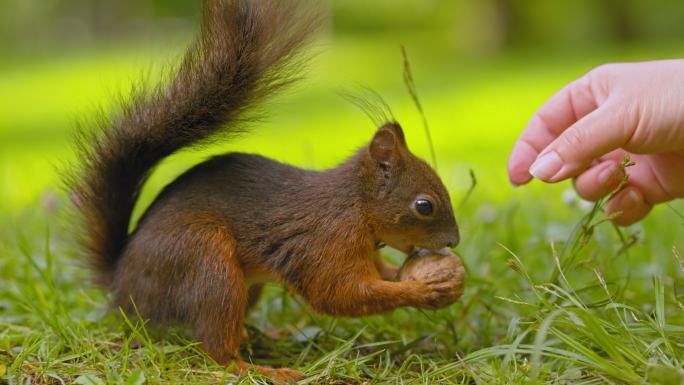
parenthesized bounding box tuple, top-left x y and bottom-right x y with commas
(562, 188, 578, 207)
(579, 199, 595, 212)
(476, 203, 498, 224)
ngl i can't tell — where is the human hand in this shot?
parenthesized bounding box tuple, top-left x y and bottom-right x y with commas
(508, 59, 684, 225)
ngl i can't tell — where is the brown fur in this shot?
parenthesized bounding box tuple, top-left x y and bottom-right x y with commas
(67, 1, 460, 383)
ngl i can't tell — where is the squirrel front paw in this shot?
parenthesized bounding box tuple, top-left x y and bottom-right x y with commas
(412, 277, 463, 310)
(399, 249, 465, 309)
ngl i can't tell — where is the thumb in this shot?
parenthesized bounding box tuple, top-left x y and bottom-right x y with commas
(529, 102, 631, 182)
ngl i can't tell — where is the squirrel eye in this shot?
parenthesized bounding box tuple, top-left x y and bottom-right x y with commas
(414, 199, 433, 216)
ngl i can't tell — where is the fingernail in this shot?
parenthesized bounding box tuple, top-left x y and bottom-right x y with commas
(620, 189, 642, 209)
(529, 151, 563, 181)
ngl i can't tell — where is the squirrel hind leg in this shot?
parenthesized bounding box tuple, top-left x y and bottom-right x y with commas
(200, 277, 305, 384)
(114, 212, 305, 382)
(190, 246, 304, 384)
(183, 218, 304, 384)
(194, 259, 247, 365)
(183, 217, 247, 364)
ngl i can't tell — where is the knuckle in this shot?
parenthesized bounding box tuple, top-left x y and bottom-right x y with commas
(590, 63, 618, 77)
(589, 64, 607, 76)
(572, 72, 593, 96)
(558, 127, 587, 152)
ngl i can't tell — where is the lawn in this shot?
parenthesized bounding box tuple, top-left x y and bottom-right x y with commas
(1, 32, 683, 384)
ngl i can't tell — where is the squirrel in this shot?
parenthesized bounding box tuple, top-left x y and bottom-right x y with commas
(67, 0, 461, 383)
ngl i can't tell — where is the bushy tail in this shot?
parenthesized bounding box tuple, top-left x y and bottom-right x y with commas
(67, 0, 320, 285)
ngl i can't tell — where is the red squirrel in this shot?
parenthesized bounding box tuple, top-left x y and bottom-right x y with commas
(67, 0, 460, 382)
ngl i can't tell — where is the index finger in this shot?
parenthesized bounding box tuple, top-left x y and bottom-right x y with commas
(508, 73, 601, 185)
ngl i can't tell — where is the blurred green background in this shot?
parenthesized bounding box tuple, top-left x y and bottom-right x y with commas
(1, 0, 683, 228)
(2, 2, 684, 382)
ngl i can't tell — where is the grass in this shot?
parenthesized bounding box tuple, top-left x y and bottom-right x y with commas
(2, 33, 684, 384)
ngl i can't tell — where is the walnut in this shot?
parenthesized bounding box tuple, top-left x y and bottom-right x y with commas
(398, 248, 465, 304)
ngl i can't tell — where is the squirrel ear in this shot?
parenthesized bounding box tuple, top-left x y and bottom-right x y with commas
(369, 123, 404, 165)
(384, 122, 406, 147)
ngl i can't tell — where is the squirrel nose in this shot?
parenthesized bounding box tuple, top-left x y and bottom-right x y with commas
(446, 227, 460, 248)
